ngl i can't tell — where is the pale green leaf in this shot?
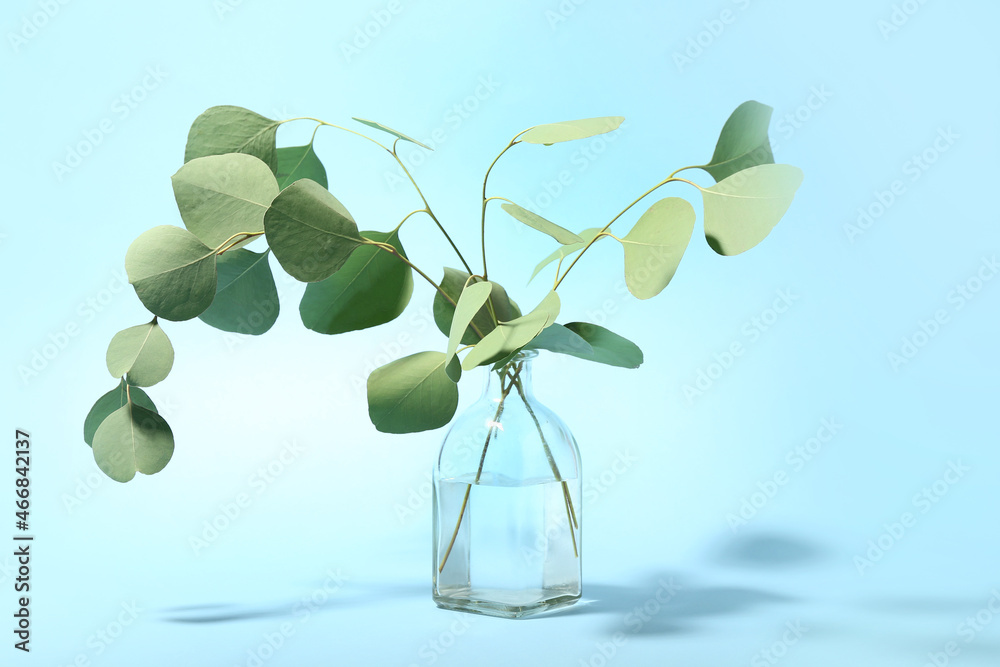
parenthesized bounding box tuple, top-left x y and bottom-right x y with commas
(172, 153, 279, 249)
(106, 319, 174, 386)
(462, 292, 560, 370)
(83, 379, 157, 447)
(352, 117, 432, 151)
(500, 203, 583, 244)
(299, 229, 413, 334)
(446, 281, 493, 367)
(92, 403, 174, 483)
(367, 351, 459, 433)
(125, 226, 218, 321)
(699, 101, 775, 182)
(185, 105, 280, 173)
(432, 269, 519, 345)
(520, 117, 624, 145)
(701, 164, 803, 255)
(523, 323, 593, 356)
(620, 197, 695, 299)
(276, 143, 328, 190)
(199, 249, 279, 335)
(264, 179, 364, 282)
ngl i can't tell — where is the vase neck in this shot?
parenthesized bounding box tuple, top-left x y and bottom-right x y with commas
(481, 354, 536, 402)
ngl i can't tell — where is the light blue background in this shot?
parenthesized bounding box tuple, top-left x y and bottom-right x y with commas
(2, 0, 998, 665)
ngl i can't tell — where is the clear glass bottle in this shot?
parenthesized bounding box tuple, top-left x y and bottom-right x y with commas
(432, 350, 582, 618)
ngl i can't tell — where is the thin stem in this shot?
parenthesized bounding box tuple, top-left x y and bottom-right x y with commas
(553, 176, 700, 289)
(513, 376, 579, 557)
(392, 208, 428, 233)
(283, 116, 473, 273)
(484, 196, 516, 206)
(215, 231, 265, 255)
(480, 140, 519, 279)
(366, 241, 485, 339)
(438, 370, 515, 573)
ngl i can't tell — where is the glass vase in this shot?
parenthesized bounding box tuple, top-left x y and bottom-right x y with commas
(432, 350, 582, 618)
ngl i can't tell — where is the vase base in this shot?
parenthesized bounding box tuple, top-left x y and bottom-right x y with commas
(433, 587, 580, 619)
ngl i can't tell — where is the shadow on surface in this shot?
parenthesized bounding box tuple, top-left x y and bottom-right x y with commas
(712, 532, 827, 568)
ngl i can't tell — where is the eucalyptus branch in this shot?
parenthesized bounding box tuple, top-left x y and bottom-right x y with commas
(553, 176, 700, 289)
(392, 208, 429, 233)
(480, 139, 520, 279)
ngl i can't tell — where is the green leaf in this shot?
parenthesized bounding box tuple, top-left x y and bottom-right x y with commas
(433, 269, 519, 345)
(92, 403, 174, 483)
(529, 227, 602, 283)
(701, 164, 803, 255)
(352, 117, 432, 151)
(523, 323, 593, 356)
(299, 229, 413, 334)
(446, 281, 493, 368)
(264, 179, 364, 282)
(520, 116, 624, 145)
(367, 351, 459, 433)
(171, 153, 279, 249)
(563, 322, 643, 368)
(184, 105, 280, 173)
(106, 319, 174, 386)
(445, 354, 462, 383)
(699, 101, 775, 182)
(276, 143, 328, 190)
(500, 203, 583, 244)
(125, 226, 218, 321)
(620, 197, 695, 299)
(462, 291, 560, 370)
(198, 249, 279, 335)
(83, 379, 157, 447)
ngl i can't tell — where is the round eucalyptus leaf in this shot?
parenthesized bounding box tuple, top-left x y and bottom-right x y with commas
(299, 230, 412, 335)
(701, 164, 803, 256)
(699, 101, 775, 183)
(462, 291, 560, 371)
(125, 226, 218, 321)
(367, 351, 459, 434)
(432, 269, 518, 345)
(621, 197, 695, 300)
(277, 143, 328, 190)
(185, 105, 280, 173)
(106, 320, 174, 386)
(199, 249, 279, 335)
(172, 153, 279, 249)
(83, 379, 157, 447)
(519, 116, 624, 145)
(264, 179, 364, 282)
(92, 403, 174, 483)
